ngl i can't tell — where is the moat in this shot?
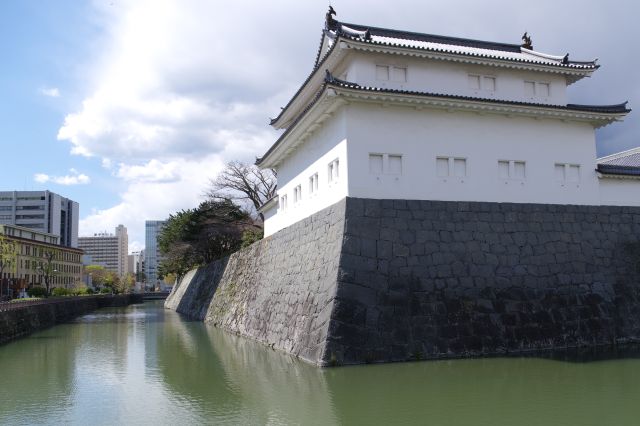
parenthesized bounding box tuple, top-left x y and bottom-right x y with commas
(0, 301, 639, 425)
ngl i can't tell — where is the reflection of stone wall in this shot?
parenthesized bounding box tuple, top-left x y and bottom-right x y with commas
(0, 295, 137, 344)
(166, 198, 640, 366)
(165, 200, 346, 365)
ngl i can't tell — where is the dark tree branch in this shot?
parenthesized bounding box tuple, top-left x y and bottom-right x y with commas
(206, 161, 277, 223)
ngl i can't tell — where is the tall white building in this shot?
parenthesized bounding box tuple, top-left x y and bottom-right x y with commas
(0, 190, 79, 247)
(78, 225, 129, 276)
(128, 250, 144, 280)
(258, 10, 639, 236)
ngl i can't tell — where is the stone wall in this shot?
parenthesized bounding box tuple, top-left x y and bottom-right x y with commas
(0, 295, 138, 345)
(165, 200, 346, 365)
(165, 198, 640, 366)
(328, 199, 640, 365)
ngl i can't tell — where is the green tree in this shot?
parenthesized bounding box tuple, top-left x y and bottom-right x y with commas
(113, 273, 134, 294)
(85, 265, 108, 288)
(0, 234, 17, 298)
(102, 271, 120, 293)
(162, 272, 177, 286)
(158, 199, 258, 277)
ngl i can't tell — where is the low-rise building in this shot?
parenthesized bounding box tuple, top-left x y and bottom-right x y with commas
(0, 224, 83, 297)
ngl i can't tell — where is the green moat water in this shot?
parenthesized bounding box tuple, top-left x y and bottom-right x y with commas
(0, 301, 639, 425)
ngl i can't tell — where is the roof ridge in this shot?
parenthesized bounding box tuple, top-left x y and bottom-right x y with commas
(331, 19, 597, 68)
(337, 20, 522, 53)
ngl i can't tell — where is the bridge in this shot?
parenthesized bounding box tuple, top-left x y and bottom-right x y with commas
(141, 292, 171, 301)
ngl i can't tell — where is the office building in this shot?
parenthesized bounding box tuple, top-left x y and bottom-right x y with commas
(128, 250, 145, 281)
(78, 225, 129, 276)
(0, 190, 79, 247)
(144, 220, 166, 288)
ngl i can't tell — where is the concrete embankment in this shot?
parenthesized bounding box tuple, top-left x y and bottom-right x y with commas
(0, 294, 141, 345)
(166, 197, 640, 367)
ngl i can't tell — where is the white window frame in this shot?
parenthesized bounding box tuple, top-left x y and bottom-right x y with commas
(376, 64, 408, 83)
(468, 73, 497, 92)
(376, 64, 390, 81)
(436, 156, 467, 178)
(293, 185, 302, 204)
(279, 195, 288, 212)
(309, 173, 319, 195)
(555, 163, 581, 184)
(498, 160, 526, 180)
(524, 80, 551, 99)
(369, 153, 403, 176)
(328, 159, 339, 184)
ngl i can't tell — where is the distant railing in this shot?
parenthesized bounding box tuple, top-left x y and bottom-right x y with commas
(0, 295, 111, 313)
(141, 292, 171, 300)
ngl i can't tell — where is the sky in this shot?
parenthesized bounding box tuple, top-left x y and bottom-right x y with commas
(1, 0, 638, 253)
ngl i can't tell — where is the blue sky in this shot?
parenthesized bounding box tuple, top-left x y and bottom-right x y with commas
(1, 0, 638, 252)
(0, 1, 121, 210)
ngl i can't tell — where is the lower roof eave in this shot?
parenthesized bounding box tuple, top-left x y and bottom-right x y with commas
(258, 82, 629, 169)
(258, 89, 345, 169)
(257, 196, 278, 213)
(330, 84, 629, 127)
(596, 170, 640, 180)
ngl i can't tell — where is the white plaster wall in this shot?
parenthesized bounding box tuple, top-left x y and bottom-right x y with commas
(346, 103, 601, 205)
(264, 109, 349, 236)
(343, 52, 568, 105)
(599, 179, 640, 206)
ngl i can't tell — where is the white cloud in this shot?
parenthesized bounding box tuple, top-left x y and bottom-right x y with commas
(55, 0, 305, 162)
(40, 87, 60, 98)
(34, 169, 91, 185)
(101, 158, 113, 169)
(79, 154, 225, 253)
(115, 159, 181, 183)
(62, 0, 320, 251)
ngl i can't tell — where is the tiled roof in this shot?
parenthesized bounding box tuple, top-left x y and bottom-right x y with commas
(597, 148, 640, 176)
(273, 16, 600, 128)
(325, 74, 630, 114)
(328, 20, 598, 70)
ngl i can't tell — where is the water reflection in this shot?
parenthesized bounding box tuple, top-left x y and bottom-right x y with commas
(0, 302, 639, 425)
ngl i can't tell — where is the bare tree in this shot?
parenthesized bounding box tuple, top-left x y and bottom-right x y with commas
(38, 251, 58, 296)
(206, 161, 277, 222)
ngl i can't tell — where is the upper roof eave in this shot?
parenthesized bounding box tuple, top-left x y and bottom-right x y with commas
(271, 23, 599, 129)
(338, 33, 599, 70)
